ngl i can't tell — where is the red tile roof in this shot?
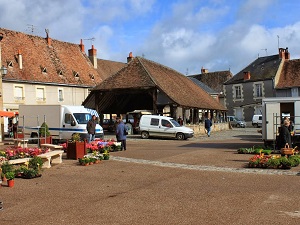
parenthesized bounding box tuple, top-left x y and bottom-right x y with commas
(86, 57, 226, 111)
(0, 28, 121, 86)
(276, 59, 300, 88)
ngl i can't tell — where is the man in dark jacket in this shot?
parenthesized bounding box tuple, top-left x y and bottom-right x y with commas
(204, 117, 212, 137)
(116, 117, 127, 150)
(277, 119, 292, 149)
(87, 115, 97, 143)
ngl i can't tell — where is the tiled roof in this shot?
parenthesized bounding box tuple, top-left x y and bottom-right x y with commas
(276, 59, 300, 89)
(88, 57, 226, 111)
(96, 59, 126, 81)
(188, 70, 232, 92)
(224, 54, 281, 85)
(188, 77, 218, 94)
(0, 28, 120, 86)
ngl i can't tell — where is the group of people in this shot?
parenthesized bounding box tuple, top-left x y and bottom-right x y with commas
(86, 115, 127, 150)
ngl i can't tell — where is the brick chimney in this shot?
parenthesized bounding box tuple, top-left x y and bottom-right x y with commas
(279, 47, 290, 60)
(88, 45, 97, 69)
(79, 39, 85, 52)
(243, 71, 250, 80)
(45, 29, 51, 46)
(201, 67, 208, 74)
(127, 52, 133, 63)
(17, 49, 23, 69)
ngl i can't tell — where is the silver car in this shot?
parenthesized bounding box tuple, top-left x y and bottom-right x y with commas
(227, 116, 246, 128)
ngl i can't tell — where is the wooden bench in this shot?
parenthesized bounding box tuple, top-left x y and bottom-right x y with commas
(8, 158, 31, 165)
(40, 144, 64, 151)
(38, 150, 64, 168)
(13, 139, 29, 148)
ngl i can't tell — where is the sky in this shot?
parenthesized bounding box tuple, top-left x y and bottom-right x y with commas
(1, 0, 300, 75)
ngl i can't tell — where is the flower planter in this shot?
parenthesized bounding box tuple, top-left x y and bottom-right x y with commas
(67, 141, 87, 160)
(7, 179, 14, 188)
(40, 136, 52, 145)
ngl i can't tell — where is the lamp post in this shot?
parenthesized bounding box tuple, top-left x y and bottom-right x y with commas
(0, 34, 7, 142)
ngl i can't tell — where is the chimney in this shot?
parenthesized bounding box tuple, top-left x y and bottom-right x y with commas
(17, 49, 23, 69)
(284, 47, 290, 60)
(79, 39, 85, 52)
(88, 45, 97, 69)
(127, 52, 133, 63)
(243, 71, 250, 80)
(45, 29, 51, 46)
(201, 66, 208, 74)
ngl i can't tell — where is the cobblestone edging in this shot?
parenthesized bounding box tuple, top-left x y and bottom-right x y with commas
(111, 156, 299, 176)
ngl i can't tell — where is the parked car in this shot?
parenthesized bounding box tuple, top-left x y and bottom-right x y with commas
(101, 119, 115, 132)
(139, 115, 194, 140)
(252, 115, 262, 128)
(227, 116, 246, 128)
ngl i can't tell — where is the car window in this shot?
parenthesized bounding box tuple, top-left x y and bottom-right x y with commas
(161, 119, 172, 127)
(150, 118, 159, 126)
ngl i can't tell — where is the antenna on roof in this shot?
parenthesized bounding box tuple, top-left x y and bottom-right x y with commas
(261, 48, 267, 56)
(186, 68, 189, 75)
(26, 24, 37, 34)
(83, 37, 95, 46)
(277, 35, 280, 49)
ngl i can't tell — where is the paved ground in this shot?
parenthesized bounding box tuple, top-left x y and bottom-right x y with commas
(1, 128, 300, 225)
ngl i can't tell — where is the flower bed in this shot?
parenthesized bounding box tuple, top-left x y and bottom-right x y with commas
(0, 147, 50, 163)
(248, 154, 300, 169)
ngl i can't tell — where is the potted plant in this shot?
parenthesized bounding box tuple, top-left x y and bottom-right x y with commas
(39, 122, 52, 144)
(29, 156, 44, 171)
(1, 162, 14, 182)
(67, 133, 87, 160)
(5, 171, 15, 187)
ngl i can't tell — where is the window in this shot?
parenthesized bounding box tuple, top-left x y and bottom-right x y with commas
(14, 85, 24, 101)
(162, 119, 172, 127)
(234, 86, 241, 99)
(65, 114, 72, 124)
(58, 89, 64, 102)
(150, 118, 159, 126)
(255, 83, 262, 97)
(36, 87, 45, 101)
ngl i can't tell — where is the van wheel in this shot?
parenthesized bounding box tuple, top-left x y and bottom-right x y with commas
(141, 131, 149, 139)
(253, 123, 258, 128)
(176, 133, 185, 140)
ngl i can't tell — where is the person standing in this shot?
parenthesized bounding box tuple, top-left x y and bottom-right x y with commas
(116, 117, 127, 150)
(87, 115, 97, 143)
(204, 117, 212, 137)
(277, 119, 292, 149)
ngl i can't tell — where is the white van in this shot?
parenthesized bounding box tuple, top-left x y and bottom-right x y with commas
(139, 115, 194, 140)
(252, 115, 262, 128)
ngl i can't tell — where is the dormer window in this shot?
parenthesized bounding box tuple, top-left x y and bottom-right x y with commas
(89, 74, 95, 80)
(73, 71, 80, 81)
(8, 61, 13, 68)
(58, 70, 64, 77)
(41, 67, 47, 74)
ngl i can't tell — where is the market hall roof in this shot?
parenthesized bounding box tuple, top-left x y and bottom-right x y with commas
(83, 56, 227, 113)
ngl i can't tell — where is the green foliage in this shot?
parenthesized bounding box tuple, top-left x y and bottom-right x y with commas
(266, 158, 280, 168)
(71, 133, 81, 142)
(1, 162, 14, 175)
(39, 122, 51, 137)
(22, 168, 39, 179)
(288, 156, 300, 167)
(5, 171, 15, 180)
(29, 156, 44, 170)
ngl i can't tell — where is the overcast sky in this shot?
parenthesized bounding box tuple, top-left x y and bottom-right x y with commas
(1, 0, 300, 75)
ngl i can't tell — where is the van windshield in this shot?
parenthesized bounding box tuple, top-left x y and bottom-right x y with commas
(171, 119, 181, 127)
(73, 113, 92, 124)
